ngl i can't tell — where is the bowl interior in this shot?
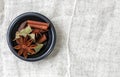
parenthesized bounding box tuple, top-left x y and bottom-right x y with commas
(8, 13, 53, 60)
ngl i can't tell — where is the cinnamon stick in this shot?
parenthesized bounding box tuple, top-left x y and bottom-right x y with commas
(28, 23, 48, 30)
(27, 20, 49, 26)
(32, 29, 46, 33)
(38, 34, 47, 43)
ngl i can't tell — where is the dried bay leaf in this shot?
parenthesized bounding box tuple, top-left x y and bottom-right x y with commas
(34, 44, 43, 53)
(28, 33, 35, 40)
(15, 26, 32, 39)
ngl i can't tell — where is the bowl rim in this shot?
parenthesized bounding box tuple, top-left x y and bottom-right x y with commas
(7, 12, 56, 62)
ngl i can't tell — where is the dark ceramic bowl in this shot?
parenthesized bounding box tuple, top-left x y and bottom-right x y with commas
(7, 12, 56, 62)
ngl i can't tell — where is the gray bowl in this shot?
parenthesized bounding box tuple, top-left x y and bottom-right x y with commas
(7, 12, 56, 62)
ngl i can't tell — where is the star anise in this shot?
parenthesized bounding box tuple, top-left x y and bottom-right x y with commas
(14, 36, 36, 58)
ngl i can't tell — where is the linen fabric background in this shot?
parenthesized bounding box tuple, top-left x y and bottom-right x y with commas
(0, 0, 120, 77)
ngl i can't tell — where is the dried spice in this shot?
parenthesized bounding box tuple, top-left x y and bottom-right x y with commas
(27, 20, 49, 30)
(15, 26, 32, 39)
(27, 20, 49, 26)
(13, 20, 49, 58)
(28, 24, 48, 30)
(32, 29, 42, 37)
(14, 36, 36, 58)
(28, 33, 35, 40)
(34, 44, 43, 53)
(18, 21, 27, 31)
(32, 29, 47, 38)
(38, 34, 47, 43)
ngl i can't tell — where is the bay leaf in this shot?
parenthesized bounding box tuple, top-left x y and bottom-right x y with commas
(34, 44, 43, 53)
(28, 33, 35, 40)
(15, 26, 32, 39)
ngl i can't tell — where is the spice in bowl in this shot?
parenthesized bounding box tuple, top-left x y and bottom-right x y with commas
(13, 20, 49, 58)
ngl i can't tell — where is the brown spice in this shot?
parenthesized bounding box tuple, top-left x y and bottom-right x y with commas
(13, 20, 49, 58)
(28, 23, 48, 30)
(27, 20, 49, 30)
(14, 36, 36, 58)
(38, 34, 47, 43)
(27, 20, 49, 26)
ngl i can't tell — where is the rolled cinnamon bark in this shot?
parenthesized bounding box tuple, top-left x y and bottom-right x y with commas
(38, 34, 47, 43)
(28, 24, 48, 30)
(27, 20, 49, 26)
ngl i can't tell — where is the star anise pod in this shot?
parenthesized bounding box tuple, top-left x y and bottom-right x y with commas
(14, 36, 36, 58)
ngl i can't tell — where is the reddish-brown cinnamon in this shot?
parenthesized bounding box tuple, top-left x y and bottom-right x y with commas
(27, 20, 49, 26)
(38, 34, 47, 43)
(28, 23, 48, 30)
(32, 29, 46, 33)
